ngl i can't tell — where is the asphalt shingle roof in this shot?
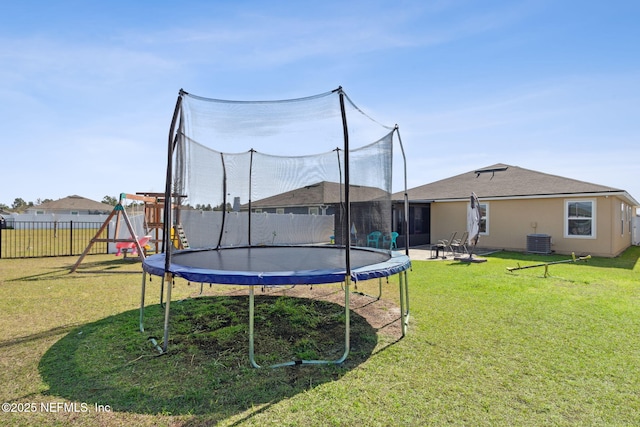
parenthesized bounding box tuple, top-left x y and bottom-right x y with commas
(250, 181, 389, 208)
(403, 163, 627, 201)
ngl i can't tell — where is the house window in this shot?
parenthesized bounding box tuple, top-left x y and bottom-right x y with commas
(565, 199, 595, 238)
(479, 203, 488, 235)
(254, 208, 263, 213)
(467, 203, 489, 235)
(308, 207, 319, 215)
(70, 211, 79, 216)
(36, 210, 45, 215)
(468, 202, 489, 235)
(621, 203, 625, 236)
(276, 208, 284, 215)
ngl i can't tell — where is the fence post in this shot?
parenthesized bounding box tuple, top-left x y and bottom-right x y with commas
(69, 220, 73, 256)
(0, 225, 3, 259)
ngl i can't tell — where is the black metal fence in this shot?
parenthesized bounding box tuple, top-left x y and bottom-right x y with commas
(0, 221, 108, 259)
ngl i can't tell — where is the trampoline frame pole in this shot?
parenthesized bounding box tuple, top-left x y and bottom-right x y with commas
(162, 272, 173, 352)
(340, 275, 351, 363)
(248, 285, 260, 368)
(139, 271, 147, 332)
(402, 267, 410, 328)
(404, 271, 410, 330)
(217, 152, 228, 249)
(395, 126, 410, 256)
(338, 88, 352, 366)
(399, 271, 410, 336)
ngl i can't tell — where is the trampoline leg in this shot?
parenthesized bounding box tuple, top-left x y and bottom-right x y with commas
(399, 271, 410, 336)
(404, 271, 410, 321)
(248, 285, 261, 368)
(139, 271, 147, 332)
(338, 275, 351, 364)
(248, 279, 350, 368)
(162, 273, 173, 353)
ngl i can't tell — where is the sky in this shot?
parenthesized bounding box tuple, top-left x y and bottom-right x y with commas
(1, 0, 639, 208)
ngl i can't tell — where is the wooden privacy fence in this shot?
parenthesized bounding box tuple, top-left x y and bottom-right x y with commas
(0, 221, 108, 259)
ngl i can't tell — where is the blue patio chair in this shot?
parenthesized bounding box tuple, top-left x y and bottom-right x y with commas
(383, 232, 399, 249)
(367, 231, 382, 248)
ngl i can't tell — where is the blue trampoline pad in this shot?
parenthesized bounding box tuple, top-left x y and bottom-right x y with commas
(143, 246, 411, 286)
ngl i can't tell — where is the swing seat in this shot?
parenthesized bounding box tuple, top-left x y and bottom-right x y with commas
(116, 236, 151, 256)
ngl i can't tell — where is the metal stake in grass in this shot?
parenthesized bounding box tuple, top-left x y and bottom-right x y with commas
(506, 252, 591, 277)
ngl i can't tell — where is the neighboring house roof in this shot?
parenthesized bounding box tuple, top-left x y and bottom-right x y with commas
(29, 195, 114, 212)
(249, 181, 390, 208)
(401, 163, 639, 205)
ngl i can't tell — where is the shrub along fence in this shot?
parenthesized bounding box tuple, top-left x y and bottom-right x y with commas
(0, 221, 108, 259)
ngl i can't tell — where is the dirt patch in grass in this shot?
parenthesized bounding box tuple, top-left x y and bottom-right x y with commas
(224, 284, 403, 342)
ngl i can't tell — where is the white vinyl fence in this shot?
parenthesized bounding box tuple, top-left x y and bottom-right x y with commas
(180, 210, 335, 248)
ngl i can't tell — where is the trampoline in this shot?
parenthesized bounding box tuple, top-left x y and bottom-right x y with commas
(140, 246, 410, 368)
(142, 87, 412, 368)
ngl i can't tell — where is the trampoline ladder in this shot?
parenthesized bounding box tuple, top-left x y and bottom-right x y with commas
(174, 224, 190, 249)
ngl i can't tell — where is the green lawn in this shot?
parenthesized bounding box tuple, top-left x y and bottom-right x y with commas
(1, 248, 639, 426)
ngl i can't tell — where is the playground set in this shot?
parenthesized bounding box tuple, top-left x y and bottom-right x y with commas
(70, 192, 188, 272)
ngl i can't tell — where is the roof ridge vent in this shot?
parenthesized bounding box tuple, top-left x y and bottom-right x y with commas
(474, 166, 508, 179)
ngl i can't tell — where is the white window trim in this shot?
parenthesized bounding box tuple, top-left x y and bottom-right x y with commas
(308, 207, 319, 215)
(276, 208, 284, 215)
(564, 199, 596, 239)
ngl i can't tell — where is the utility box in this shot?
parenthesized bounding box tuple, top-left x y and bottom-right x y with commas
(527, 234, 552, 254)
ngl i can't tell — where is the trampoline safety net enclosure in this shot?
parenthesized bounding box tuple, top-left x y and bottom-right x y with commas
(141, 87, 411, 368)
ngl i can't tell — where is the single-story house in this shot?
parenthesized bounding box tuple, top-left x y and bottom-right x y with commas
(27, 195, 113, 216)
(398, 163, 638, 257)
(246, 181, 392, 245)
(246, 181, 389, 216)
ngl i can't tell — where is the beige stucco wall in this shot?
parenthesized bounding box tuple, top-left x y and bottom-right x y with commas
(430, 195, 633, 257)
